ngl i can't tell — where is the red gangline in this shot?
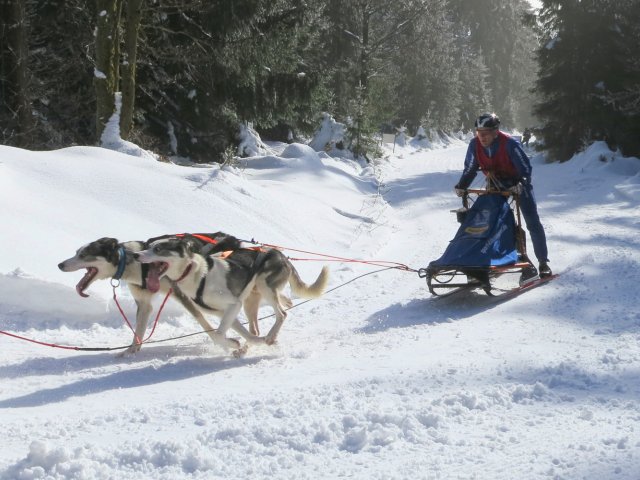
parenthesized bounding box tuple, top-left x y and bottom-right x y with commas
(255, 242, 418, 272)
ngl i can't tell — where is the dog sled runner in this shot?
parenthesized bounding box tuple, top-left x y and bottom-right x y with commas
(419, 186, 554, 297)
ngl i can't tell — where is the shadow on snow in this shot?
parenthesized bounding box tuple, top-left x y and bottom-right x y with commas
(0, 347, 277, 409)
(357, 290, 510, 334)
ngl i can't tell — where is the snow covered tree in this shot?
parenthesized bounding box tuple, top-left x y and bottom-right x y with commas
(94, 0, 143, 142)
(94, 0, 120, 141)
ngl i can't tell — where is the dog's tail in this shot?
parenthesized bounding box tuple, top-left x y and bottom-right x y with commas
(289, 265, 329, 298)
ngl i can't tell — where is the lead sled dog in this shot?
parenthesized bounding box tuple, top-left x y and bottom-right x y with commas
(134, 236, 330, 347)
(58, 233, 268, 355)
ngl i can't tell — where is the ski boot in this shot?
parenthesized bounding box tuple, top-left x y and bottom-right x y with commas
(519, 264, 538, 285)
(539, 262, 552, 278)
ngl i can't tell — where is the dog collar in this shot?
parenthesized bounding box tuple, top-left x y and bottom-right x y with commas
(174, 262, 193, 283)
(113, 246, 127, 280)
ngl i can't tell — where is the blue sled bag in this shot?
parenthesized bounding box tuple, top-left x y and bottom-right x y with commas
(430, 194, 518, 269)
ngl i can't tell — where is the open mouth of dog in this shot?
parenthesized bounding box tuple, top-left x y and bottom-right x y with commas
(146, 261, 169, 293)
(76, 267, 98, 297)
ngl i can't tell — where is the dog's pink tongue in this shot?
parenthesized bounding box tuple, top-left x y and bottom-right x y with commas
(146, 263, 162, 293)
(75, 268, 96, 297)
(76, 284, 89, 298)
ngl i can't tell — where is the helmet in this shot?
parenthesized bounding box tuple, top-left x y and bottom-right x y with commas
(475, 112, 500, 130)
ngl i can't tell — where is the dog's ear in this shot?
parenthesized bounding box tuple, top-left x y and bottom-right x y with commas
(97, 237, 119, 249)
(182, 238, 200, 256)
(95, 237, 121, 264)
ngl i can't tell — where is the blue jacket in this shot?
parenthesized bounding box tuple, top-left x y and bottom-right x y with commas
(457, 134, 532, 190)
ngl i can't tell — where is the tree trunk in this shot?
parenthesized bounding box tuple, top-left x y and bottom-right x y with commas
(94, 0, 121, 143)
(355, 2, 370, 153)
(1, 0, 32, 146)
(120, 0, 143, 139)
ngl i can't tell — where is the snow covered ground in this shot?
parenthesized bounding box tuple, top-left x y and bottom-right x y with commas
(1, 137, 639, 480)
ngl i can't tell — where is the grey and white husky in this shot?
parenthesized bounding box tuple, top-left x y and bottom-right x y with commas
(58, 232, 265, 355)
(134, 236, 329, 347)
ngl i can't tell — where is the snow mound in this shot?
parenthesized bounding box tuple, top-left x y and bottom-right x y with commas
(100, 93, 158, 161)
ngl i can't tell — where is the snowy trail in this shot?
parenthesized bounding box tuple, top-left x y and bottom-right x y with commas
(1, 141, 640, 479)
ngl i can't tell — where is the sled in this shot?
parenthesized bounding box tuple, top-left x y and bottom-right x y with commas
(419, 185, 543, 297)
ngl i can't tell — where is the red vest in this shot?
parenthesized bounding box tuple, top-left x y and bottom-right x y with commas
(475, 131, 518, 179)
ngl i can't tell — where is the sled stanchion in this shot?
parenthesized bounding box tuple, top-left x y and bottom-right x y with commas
(513, 193, 528, 259)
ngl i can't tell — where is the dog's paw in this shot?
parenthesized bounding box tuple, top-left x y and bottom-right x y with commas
(249, 326, 261, 337)
(265, 336, 279, 346)
(117, 344, 141, 357)
(246, 335, 267, 346)
(233, 345, 249, 358)
(222, 337, 241, 351)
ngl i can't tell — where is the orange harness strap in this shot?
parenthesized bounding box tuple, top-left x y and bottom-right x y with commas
(215, 246, 265, 260)
(176, 233, 219, 244)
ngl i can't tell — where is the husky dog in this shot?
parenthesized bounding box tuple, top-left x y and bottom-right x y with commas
(58, 233, 264, 354)
(134, 236, 329, 346)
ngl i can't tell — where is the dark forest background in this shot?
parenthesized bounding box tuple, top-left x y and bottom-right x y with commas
(1, 0, 639, 162)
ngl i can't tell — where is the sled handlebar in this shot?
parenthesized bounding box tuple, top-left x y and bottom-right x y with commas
(465, 188, 511, 197)
(460, 188, 517, 211)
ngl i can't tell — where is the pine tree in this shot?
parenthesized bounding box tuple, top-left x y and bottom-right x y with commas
(317, 0, 452, 152)
(449, 0, 537, 129)
(534, 0, 638, 160)
(456, 46, 492, 130)
(0, 0, 32, 146)
(136, 0, 326, 161)
(316, 0, 360, 120)
(392, 0, 460, 133)
(596, 0, 640, 156)
(4, 0, 95, 149)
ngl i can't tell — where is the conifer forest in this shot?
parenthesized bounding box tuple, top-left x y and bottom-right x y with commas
(1, 0, 639, 162)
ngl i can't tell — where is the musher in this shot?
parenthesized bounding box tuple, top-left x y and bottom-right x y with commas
(454, 112, 552, 278)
